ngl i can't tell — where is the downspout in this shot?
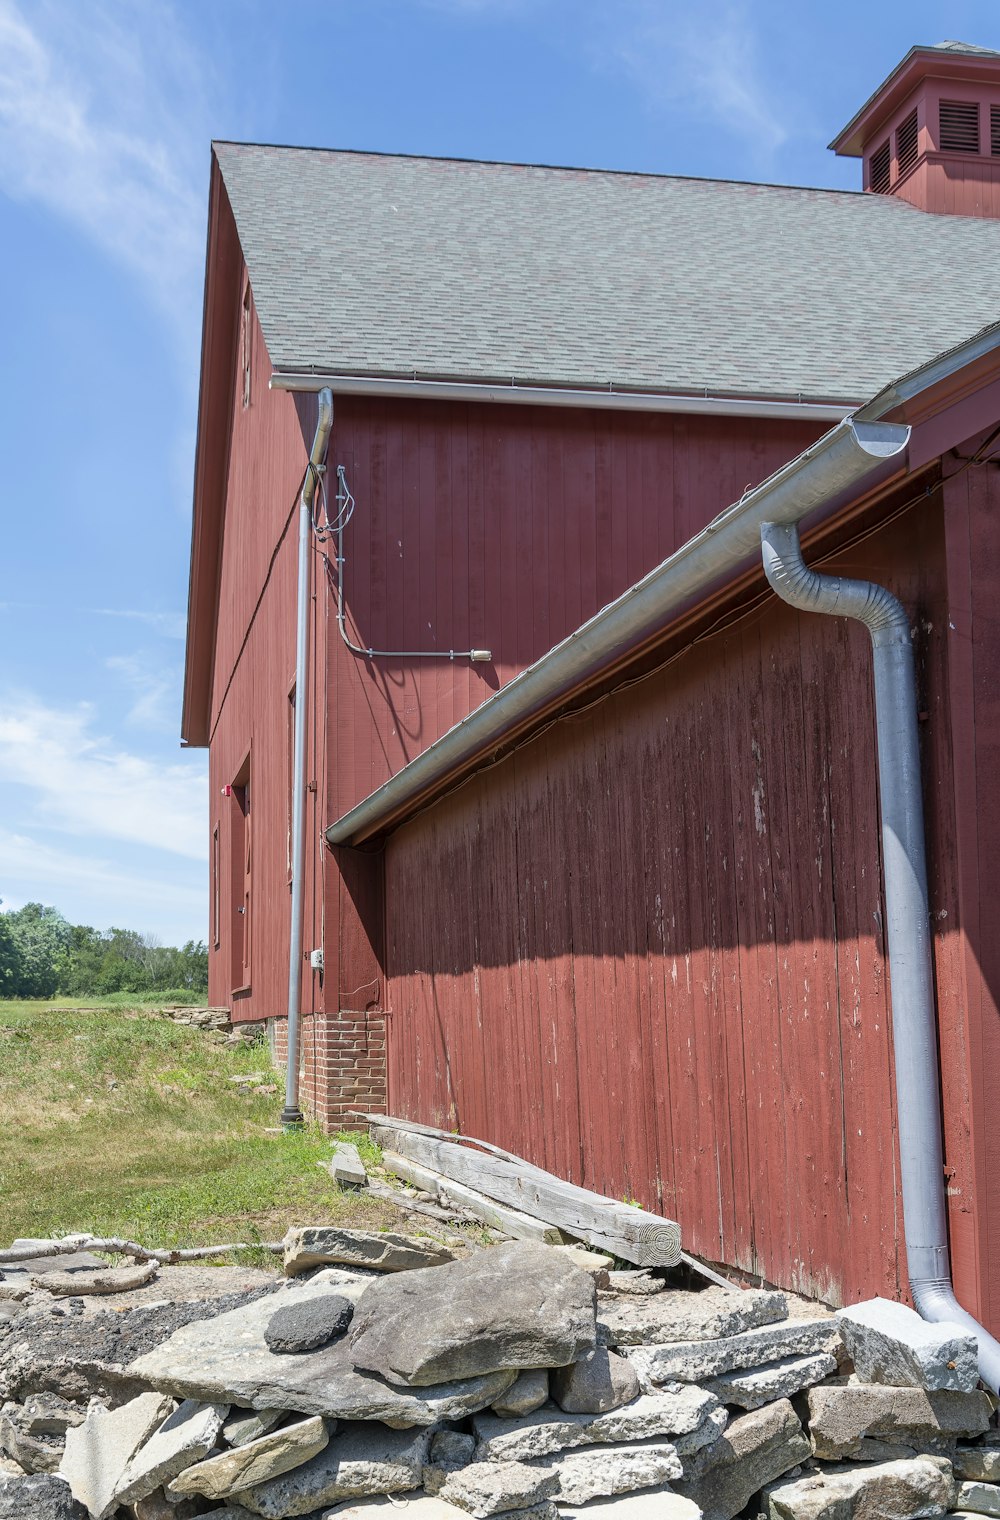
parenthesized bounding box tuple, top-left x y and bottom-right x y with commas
(760, 520, 1000, 1393)
(282, 388, 334, 1128)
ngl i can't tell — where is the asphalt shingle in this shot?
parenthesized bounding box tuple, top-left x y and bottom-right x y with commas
(214, 142, 1000, 405)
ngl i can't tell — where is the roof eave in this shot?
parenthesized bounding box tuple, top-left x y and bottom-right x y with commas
(831, 45, 1000, 157)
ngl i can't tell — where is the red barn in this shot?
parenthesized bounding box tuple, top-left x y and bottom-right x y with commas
(182, 42, 1000, 1365)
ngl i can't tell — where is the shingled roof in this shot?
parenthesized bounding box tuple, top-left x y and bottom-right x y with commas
(214, 142, 1000, 407)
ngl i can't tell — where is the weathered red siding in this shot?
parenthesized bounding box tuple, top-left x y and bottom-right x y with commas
(380, 491, 987, 1318)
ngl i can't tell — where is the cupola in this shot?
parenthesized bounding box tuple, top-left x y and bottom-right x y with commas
(830, 41, 1000, 218)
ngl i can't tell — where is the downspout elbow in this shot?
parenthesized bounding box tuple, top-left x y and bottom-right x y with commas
(760, 517, 1000, 1394)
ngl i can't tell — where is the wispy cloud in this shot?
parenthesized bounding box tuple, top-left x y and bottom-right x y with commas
(0, 0, 209, 331)
(106, 652, 180, 732)
(594, 1, 790, 168)
(0, 827, 205, 940)
(0, 693, 206, 860)
(0, 603, 186, 639)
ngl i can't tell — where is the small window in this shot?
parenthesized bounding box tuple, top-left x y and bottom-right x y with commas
(212, 824, 220, 950)
(991, 105, 1000, 156)
(896, 109, 919, 176)
(241, 283, 252, 408)
(940, 100, 980, 153)
(869, 139, 891, 194)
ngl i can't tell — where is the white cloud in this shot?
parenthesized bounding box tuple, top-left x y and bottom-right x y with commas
(0, 693, 206, 860)
(0, 827, 205, 942)
(105, 653, 180, 732)
(0, 0, 208, 331)
(595, 1, 789, 167)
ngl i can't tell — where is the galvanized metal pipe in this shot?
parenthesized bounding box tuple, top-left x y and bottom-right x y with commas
(760, 519, 1000, 1393)
(327, 417, 908, 845)
(283, 388, 334, 1127)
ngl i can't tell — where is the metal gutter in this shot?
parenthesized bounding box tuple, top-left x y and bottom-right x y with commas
(761, 520, 1000, 1393)
(858, 320, 1000, 421)
(283, 388, 334, 1128)
(326, 416, 909, 846)
(270, 370, 855, 423)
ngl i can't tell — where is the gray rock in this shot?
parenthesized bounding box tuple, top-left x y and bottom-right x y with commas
(114, 1399, 229, 1507)
(222, 1407, 286, 1447)
(0, 1473, 87, 1519)
(59, 1392, 175, 1520)
(265, 1296, 354, 1352)
(19, 1396, 83, 1437)
(168, 1414, 329, 1498)
(237, 1420, 430, 1517)
(706, 1351, 837, 1410)
(808, 1383, 992, 1460)
(955, 1481, 1000, 1516)
(330, 1141, 368, 1187)
(130, 1280, 516, 1425)
(132, 1489, 209, 1519)
(524, 1441, 684, 1504)
(492, 1371, 550, 1418)
(0, 1244, 105, 1285)
(33, 1261, 160, 1297)
(836, 1298, 979, 1392)
(673, 1398, 811, 1520)
(283, 1227, 454, 1277)
(438, 1460, 560, 1515)
(0, 1403, 63, 1474)
(627, 1315, 840, 1384)
(350, 1242, 596, 1387)
(956, 1447, 1000, 1483)
(551, 1347, 639, 1414)
(550, 1247, 613, 1285)
(764, 1455, 955, 1519)
(673, 1402, 729, 1459)
(604, 1271, 667, 1296)
(599, 1286, 787, 1346)
(0, 1287, 277, 1406)
(558, 1486, 701, 1520)
(473, 1386, 722, 1461)
(428, 1431, 476, 1469)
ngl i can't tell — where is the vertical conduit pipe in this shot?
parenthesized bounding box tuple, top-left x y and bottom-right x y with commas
(282, 388, 334, 1127)
(760, 519, 1000, 1393)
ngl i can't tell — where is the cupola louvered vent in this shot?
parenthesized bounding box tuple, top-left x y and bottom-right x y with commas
(940, 99, 981, 152)
(992, 105, 1000, 155)
(869, 139, 891, 193)
(896, 108, 919, 175)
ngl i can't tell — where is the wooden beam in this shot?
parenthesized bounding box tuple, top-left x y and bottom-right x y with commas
(382, 1151, 566, 1244)
(369, 1118, 681, 1267)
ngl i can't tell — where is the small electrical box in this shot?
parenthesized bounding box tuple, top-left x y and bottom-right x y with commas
(309, 948, 325, 972)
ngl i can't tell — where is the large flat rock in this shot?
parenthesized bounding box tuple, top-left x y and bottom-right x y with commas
(808, 1383, 993, 1460)
(0, 1288, 278, 1406)
(237, 1421, 430, 1517)
(674, 1398, 811, 1520)
(168, 1414, 329, 1499)
(764, 1455, 955, 1518)
(836, 1299, 979, 1392)
(599, 1286, 787, 1346)
(115, 1399, 228, 1508)
(705, 1351, 837, 1410)
(283, 1227, 454, 1277)
(59, 1392, 175, 1520)
(350, 1242, 596, 1387)
(558, 1486, 701, 1520)
(627, 1315, 840, 1384)
(130, 1279, 516, 1426)
(523, 1442, 684, 1504)
(473, 1387, 722, 1461)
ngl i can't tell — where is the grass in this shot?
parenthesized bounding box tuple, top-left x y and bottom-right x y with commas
(0, 1000, 418, 1263)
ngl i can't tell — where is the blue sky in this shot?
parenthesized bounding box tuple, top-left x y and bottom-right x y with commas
(1, 0, 998, 946)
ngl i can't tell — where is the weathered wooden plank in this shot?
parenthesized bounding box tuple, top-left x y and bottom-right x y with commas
(369, 1119, 681, 1266)
(381, 1152, 565, 1244)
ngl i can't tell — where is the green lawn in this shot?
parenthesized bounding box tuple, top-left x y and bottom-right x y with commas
(0, 1001, 403, 1260)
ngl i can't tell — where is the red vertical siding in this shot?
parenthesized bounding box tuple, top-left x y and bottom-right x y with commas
(381, 494, 982, 1314)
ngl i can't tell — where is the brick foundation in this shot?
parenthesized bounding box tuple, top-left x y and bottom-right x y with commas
(268, 1009, 386, 1132)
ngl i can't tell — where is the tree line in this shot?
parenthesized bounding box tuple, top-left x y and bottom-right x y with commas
(0, 902, 209, 1001)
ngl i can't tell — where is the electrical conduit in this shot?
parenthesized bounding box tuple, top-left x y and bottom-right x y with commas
(760, 519, 1000, 1393)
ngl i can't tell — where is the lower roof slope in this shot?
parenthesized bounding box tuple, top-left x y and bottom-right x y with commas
(215, 143, 1000, 406)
